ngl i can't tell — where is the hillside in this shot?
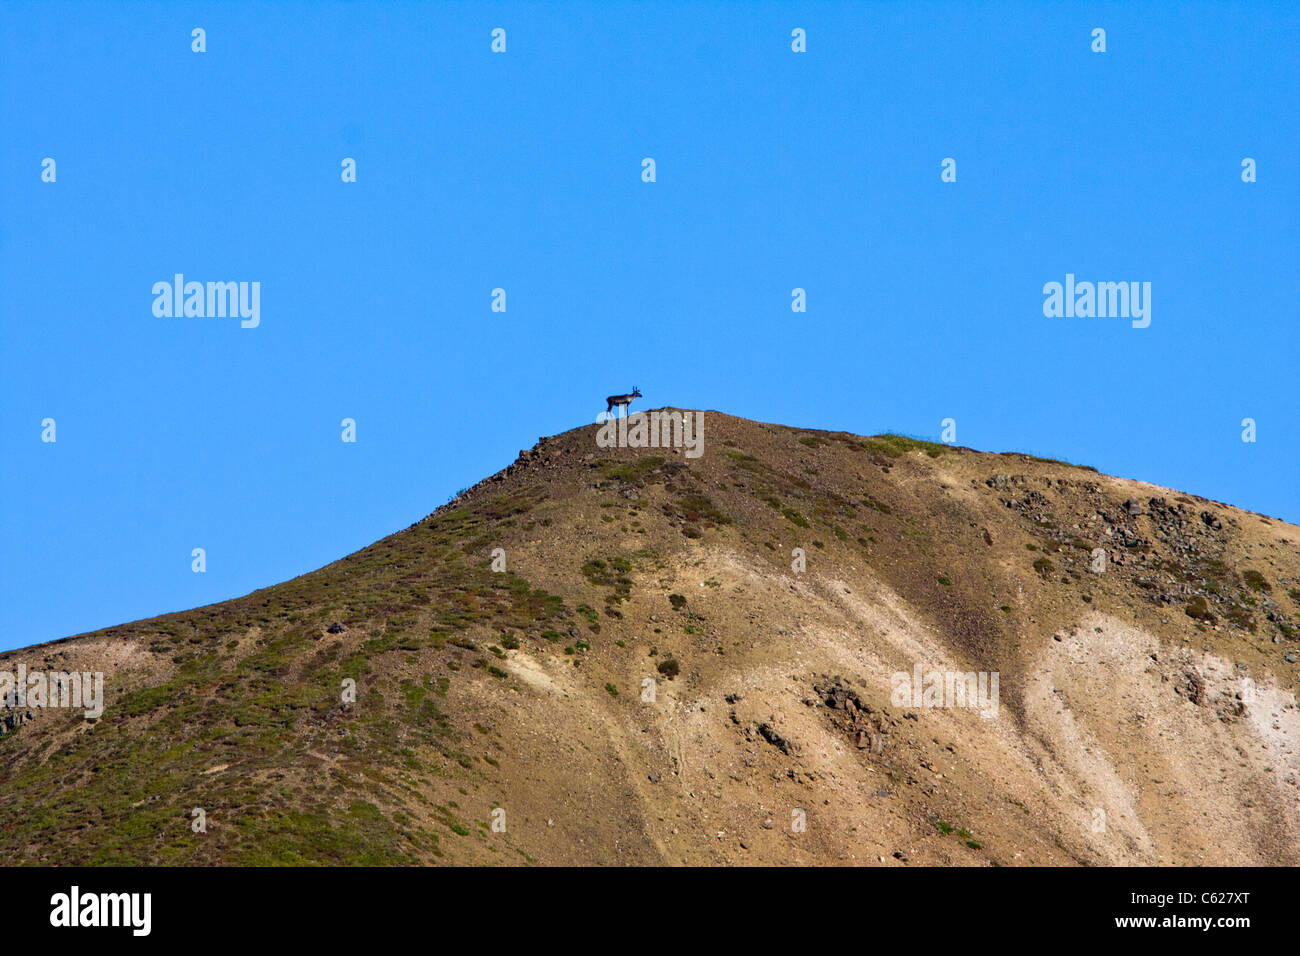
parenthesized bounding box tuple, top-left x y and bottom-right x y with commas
(2, 411, 1297, 865)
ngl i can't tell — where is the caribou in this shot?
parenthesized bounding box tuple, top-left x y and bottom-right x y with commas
(605, 386, 642, 416)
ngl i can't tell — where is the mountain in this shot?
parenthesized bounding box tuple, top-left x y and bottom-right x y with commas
(2, 411, 1297, 865)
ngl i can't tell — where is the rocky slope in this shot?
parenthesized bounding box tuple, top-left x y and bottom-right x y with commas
(1, 411, 1297, 865)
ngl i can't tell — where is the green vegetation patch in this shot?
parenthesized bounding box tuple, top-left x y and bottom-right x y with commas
(675, 493, 731, 527)
(782, 508, 809, 528)
(864, 435, 947, 459)
(602, 457, 666, 486)
(1242, 570, 1271, 593)
(1185, 595, 1216, 623)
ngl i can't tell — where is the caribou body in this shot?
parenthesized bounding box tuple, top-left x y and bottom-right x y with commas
(605, 386, 642, 415)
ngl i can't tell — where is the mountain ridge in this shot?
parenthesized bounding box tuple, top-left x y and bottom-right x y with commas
(2, 411, 1297, 865)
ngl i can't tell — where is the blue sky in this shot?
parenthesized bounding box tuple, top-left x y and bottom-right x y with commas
(2, 1, 1297, 650)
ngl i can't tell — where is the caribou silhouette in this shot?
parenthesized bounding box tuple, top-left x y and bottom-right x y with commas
(605, 386, 642, 416)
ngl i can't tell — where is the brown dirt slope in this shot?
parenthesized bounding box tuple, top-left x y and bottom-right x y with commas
(1, 410, 1297, 865)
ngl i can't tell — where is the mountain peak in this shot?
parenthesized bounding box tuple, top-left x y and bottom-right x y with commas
(2, 413, 1297, 865)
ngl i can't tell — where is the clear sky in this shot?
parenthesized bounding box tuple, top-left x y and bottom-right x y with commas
(2, 1, 1297, 650)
